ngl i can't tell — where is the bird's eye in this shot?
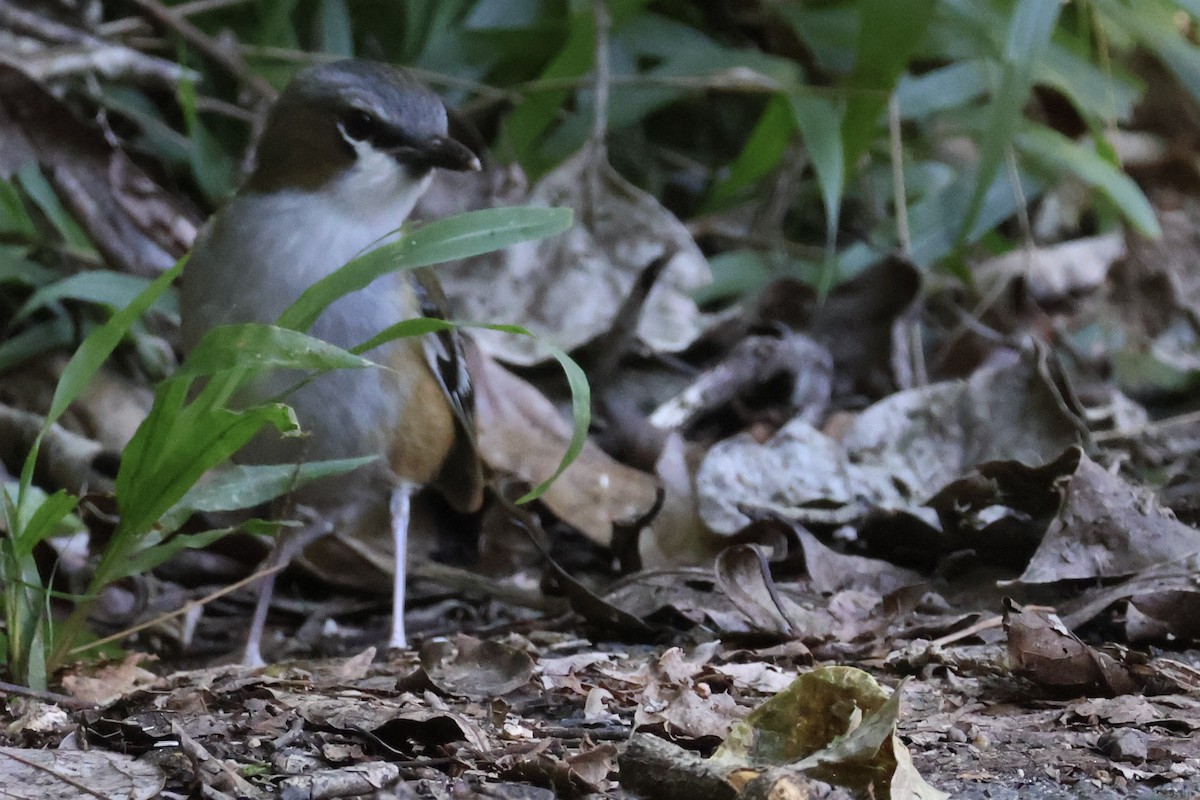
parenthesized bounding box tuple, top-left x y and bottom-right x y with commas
(341, 108, 376, 142)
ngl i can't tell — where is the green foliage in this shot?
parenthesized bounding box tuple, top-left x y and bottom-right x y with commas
(3, 206, 575, 688)
(158, 0, 1184, 291)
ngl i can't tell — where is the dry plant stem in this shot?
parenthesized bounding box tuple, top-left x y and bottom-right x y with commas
(0, 749, 115, 800)
(0, 0, 188, 87)
(68, 561, 286, 655)
(753, 141, 809, 238)
(889, 95, 911, 257)
(930, 615, 1003, 648)
(1005, 145, 1035, 265)
(125, 0, 277, 103)
(930, 604, 1059, 648)
(99, 0, 264, 37)
(1092, 407, 1200, 443)
(585, 0, 612, 226)
(590, 0, 611, 151)
(0, 0, 96, 46)
(0, 680, 97, 710)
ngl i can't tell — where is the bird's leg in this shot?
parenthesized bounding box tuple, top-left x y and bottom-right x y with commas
(389, 482, 417, 650)
(242, 511, 332, 667)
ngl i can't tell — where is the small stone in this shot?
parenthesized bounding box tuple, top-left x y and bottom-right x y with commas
(1096, 728, 1148, 763)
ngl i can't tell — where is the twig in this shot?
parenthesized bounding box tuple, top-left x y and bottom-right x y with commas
(69, 561, 286, 655)
(889, 95, 911, 258)
(124, 0, 276, 102)
(0, 680, 98, 711)
(590, 0, 611, 152)
(0, 0, 93, 46)
(0, 0, 190, 88)
(0, 749, 116, 800)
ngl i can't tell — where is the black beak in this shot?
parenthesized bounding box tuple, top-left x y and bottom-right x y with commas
(391, 135, 481, 172)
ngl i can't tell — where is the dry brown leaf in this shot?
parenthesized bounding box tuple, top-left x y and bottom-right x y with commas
(440, 146, 712, 366)
(470, 345, 658, 545)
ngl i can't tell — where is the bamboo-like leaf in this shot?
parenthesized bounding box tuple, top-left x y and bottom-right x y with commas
(1016, 125, 1160, 237)
(13, 271, 179, 323)
(176, 323, 376, 378)
(788, 92, 845, 252)
(279, 207, 572, 333)
(355, 318, 590, 503)
(959, 0, 1062, 241)
(841, 0, 937, 169)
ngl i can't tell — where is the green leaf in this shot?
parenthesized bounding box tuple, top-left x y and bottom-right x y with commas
(0, 246, 56, 287)
(896, 61, 988, 120)
(99, 398, 298, 588)
(13, 271, 179, 323)
(176, 323, 376, 378)
(787, 92, 845, 251)
(120, 527, 238, 582)
(13, 258, 183, 526)
(959, 0, 1062, 241)
(164, 457, 377, 525)
(353, 318, 589, 503)
(0, 317, 75, 374)
(841, 0, 937, 170)
(1094, 0, 1200, 105)
(177, 78, 237, 204)
(278, 207, 572, 332)
(15, 164, 94, 254)
(317, 0, 354, 55)
(499, 6, 594, 169)
(694, 250, 779, 305)
(44, 260, 184, 428)
(776, 5, 859, 74)
(707, 95, 795, 209)
(8, 490, 79, 557)
(0, 178, 36, 238)
(1015, 125, 1160, 237)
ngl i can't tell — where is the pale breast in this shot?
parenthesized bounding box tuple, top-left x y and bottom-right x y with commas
(180, 186, 430, 481)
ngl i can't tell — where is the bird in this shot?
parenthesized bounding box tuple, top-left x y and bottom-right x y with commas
(180, 59, 485, 666)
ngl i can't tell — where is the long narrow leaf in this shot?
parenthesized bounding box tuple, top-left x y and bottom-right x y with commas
(787, 92, 845, 253)
(1015, 125, 1160, 237)
(354, 318, 590, 503)
(958, 0, 1061, 241)
(13, 271, 178, 323)
(158, 457, 377, 534)
(841, 0, 937, 169)
(176, 323, 377, 378)
(278, 207, 572, 333)
(18, 259, 184, 512)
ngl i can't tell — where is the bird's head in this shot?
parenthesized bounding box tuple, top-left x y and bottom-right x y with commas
(245, 60, 479, 206)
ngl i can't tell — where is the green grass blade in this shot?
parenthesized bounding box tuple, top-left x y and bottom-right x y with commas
(353, 317, 590, 502)
(176, 323, 377, 378)
(958, 0, 1061, 241)
(278, 207, 572, 333)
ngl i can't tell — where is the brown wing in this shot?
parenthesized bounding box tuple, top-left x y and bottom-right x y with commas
(408, 267, 485, 513)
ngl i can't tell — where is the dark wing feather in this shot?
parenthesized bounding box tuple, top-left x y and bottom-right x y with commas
(409, 267, 484, 512)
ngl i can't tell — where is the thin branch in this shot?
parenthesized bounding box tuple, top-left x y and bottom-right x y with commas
(590, 0, 611, 151)
(70, 561, 285, 655)
(0, 680, 97, 710)
(889, 94, 911, 258)
(0, 750, 116, 800)
(124, 0, 277, 103)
